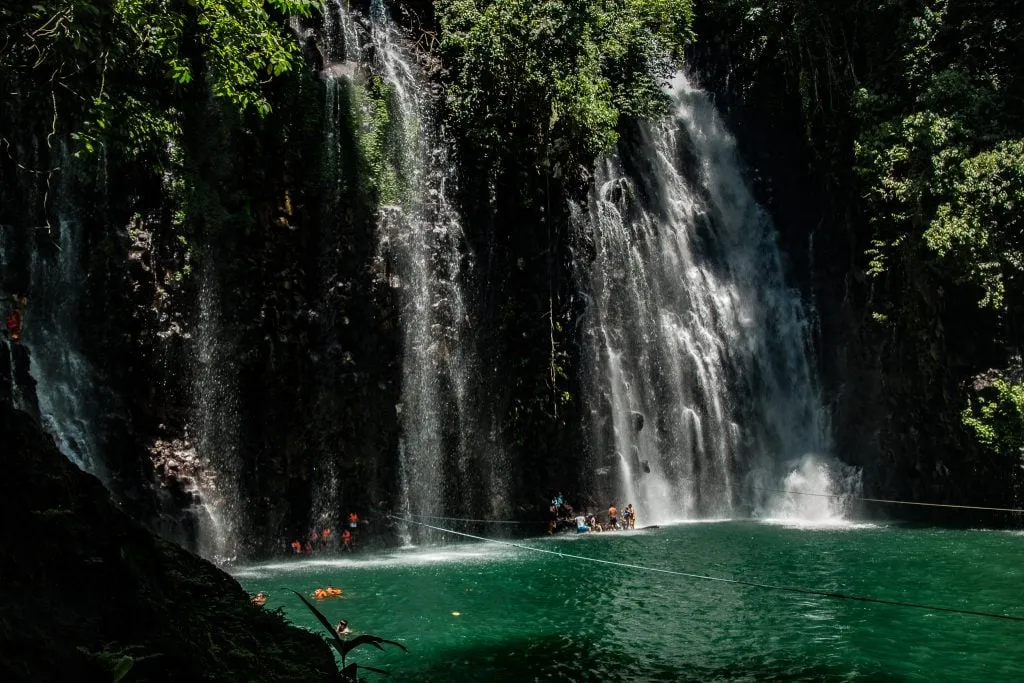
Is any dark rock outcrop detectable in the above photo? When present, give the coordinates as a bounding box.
[0,402,337,682]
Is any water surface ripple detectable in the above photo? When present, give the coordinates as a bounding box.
[236,523,1023,682]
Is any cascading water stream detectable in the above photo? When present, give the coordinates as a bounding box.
[188,260,242,561]
[318,1,507,539]
[368,1,508,534]
[12,154,107,480]
[577,74,859,524]
[305,0,366,535]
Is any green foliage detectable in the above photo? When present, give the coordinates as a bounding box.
[926,140,1024,309]
[962,374,1024,463]
[113,0,315,114]
[357,75,402,205]
[850,1,1023,312]
[75,646,134,681]
[437,0,694,178]
[0,0,321,159]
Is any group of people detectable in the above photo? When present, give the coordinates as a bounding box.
[574,503,637,533]
[288,512,361,554]
[549,492,574,517]
[546,492,638,534]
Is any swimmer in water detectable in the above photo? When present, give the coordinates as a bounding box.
[314,586,344,600]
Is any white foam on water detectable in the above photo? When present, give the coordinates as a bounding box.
[654,517,737,526]
[232,543,517,579]
[759,518,881,531]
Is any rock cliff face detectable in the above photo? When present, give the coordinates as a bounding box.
[0,401,337,682]
[1,56,405,553]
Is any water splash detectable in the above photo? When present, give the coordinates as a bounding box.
[762,454,863,526]
[576,73,858,523]
[310,458,340,534]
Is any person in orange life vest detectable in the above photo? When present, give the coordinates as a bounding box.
[347,512,359,530]
[341,528,353,552]
[290,539,302,554]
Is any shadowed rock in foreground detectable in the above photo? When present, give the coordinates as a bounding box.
[0,403,337,682]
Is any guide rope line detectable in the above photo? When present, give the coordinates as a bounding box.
[752,487,1024,514]
[391,514,1024,623]
[397,514,537,525]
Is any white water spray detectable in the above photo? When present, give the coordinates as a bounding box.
[189,261,242,561]
[577,74,859,523]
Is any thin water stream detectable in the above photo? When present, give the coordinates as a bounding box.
[17,154,106,479]
[318,0,508,537]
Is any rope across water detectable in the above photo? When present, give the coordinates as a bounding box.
[391,514,1024,623]
[750,486,1024,514]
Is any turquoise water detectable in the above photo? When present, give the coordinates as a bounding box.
[235,522,1024,682]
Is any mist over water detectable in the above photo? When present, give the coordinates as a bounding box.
[577,74,859,523]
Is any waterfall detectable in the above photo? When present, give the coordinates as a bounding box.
[13,155,107,480]
[318,1,507,538]
[306,0,366,537]
[576,74,859,523]
[188,260,242,561]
